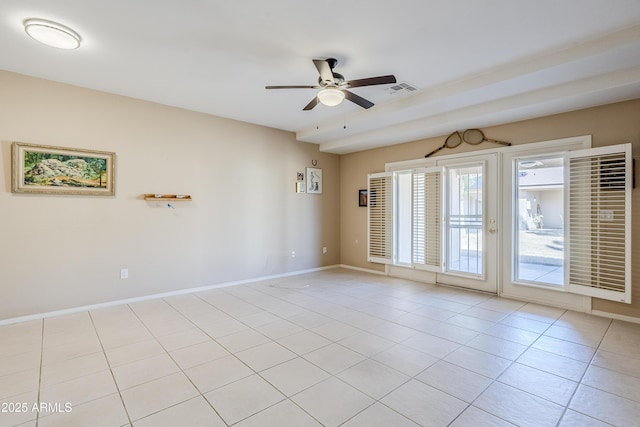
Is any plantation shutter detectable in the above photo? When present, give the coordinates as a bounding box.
[368,172,393,264]
[567,143,632,303]
[412,167,445,271]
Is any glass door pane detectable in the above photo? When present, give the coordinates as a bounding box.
[514,156,564,285]
[447,165,483,275]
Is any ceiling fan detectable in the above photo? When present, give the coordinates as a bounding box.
[265,58,397,110]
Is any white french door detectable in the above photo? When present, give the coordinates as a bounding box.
[370,154,499,293]
[370,136,631,306]
[436,154,498,293]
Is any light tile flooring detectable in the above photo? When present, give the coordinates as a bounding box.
[1,269,640,426]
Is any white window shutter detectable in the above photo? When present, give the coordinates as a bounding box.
[412,167,445,271]
[368,172,393,264]
[567,143,632,303]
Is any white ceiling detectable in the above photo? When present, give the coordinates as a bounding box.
[2,0,640,154]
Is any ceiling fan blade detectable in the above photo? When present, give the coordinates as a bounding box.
[345,75,397,88]
[265,85,320,89]
[313,59,336,85]
[343,90,374,109]
[303,96,319,111]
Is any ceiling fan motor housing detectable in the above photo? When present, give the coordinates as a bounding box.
[319,72,344,87]
[325,57,338,69]
[318,58,343,86]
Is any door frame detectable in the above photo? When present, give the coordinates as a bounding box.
[385,151,500,294]
[435,153,499,293]
[500,136,592,312]
[382,134,596,311]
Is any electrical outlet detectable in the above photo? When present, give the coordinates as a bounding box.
[323,247,327,254]
[291,251,296,258]
[120,268,128,279]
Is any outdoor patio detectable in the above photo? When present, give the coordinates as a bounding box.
[449,229,564,286]
[517,229,564,285]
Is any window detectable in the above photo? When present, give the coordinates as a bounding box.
[412,167,444,272]
[507,143,632,303]
[369,139,632,304]
[368,172,393,264]
[514,155,565,286]
[368,168,443,271]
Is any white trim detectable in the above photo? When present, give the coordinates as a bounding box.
[387,265,437,284]
[385,135,592,172]
[338,264,387,275]
[500,135,593,306]
[504,135,591,153]
[500,291,592,313]
[386,145,507,171]
[591,310,640,325]
[0,265,341,326]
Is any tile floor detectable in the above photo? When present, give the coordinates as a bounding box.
[1,268,640,426]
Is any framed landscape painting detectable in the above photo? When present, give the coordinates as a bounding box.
[12,142,115,196]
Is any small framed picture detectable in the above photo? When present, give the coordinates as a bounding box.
[306,167,322,194]
[359,189,368,207]
[296,171,305,193]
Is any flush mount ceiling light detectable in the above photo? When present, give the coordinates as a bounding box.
[317,87,345,107]
[24,19,81,49]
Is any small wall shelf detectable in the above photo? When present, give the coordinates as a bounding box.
[143,194,192,201]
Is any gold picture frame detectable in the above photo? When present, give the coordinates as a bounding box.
[12,142,116,196]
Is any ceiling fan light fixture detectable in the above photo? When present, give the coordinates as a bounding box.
[24,18,81,49]
[317,88,345,107]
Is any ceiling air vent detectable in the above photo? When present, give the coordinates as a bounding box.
[385,82,417,95]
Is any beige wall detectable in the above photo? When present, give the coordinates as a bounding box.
[3,68,639,322]
[340,99,640,320]
[0,71,340,321]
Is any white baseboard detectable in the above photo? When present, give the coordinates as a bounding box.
[499,291,591,313]
[4,264,638,327]
[0,265,341,326]
[387,265,437,284]
[591,310,640,325]
[338,264,387,276]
